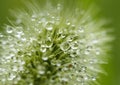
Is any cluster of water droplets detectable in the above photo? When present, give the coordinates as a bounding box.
[0,2,108,85]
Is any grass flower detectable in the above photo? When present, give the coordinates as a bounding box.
[0,0,112,85]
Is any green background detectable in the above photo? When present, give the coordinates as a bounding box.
[0,0,120,85]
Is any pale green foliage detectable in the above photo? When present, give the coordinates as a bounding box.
[0,0,112,85]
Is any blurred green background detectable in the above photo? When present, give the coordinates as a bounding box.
[0,0,120,85]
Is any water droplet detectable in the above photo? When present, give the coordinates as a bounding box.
[19,66,24,71]
[66,22,71,26]
[86,45,92,51]
[70,41,79,49]
[92,40,98,44]
[38,70,45,75]
[31,14,37,21]
[45,22,53,31]
[81,66,87,72]
[84,50,90,55]
[95,49,100,55]
[60,42,70,51]
[92,77,96,81]
[1,78,6,82]
[78,27,84,33]
[42,56,48,61]
[21,38,27,42]
[57,4,61,10]
[12,66,18,72]
[6,26,13,33]
[46,39,53,48]
[8,73,16,80]
[40,45,47,53]
[61,77,68,82]
[0,33,3,38]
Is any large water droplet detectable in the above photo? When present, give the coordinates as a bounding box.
[6,26,13,33]
[40,45,47,53]
[45,22,53,31]
[70,41,79,49]
[60,42,70,51]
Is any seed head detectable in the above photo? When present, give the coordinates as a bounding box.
[0,0,112,85]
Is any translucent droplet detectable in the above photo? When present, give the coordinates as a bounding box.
[86,45,92,51]
[8,73,16,80]
[40,45,47,53]
[92,77,96,81]
[0,33,3,38]
[46,39,53,48]
[78,27,84,33]
[66,22,71,26]
[6,26,13,33]
[57,4,61,10]
[45,22,53,31]
[95,49,100,55]
[1,78,6,82]
[70,41,79,49]
[60,42,70,51]
[61,77,68,82]
[31,14,37,21]
[21,38,27,42]
[81,66,87,72]
[19,66,24,71]
[42,56,48,61]
[38,70,45,75]
[84,76,88,80]
[12,66,18,72]
[92,40,98,44]
[84,50,89,55]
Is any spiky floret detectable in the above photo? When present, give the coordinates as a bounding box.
[0,0,112,85]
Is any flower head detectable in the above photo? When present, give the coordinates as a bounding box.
[0,0,112,85]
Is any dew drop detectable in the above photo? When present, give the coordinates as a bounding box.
[61,77,68,82]
[31,14,37,21]
[0,33,3,38]
[66,22,71,26]
[12,66,18,72]
[92,40,98,44]
[84,50,90,55]
[92,77,96,81]
[21,38,27,42]
[42,56,48,61]
[46,39,53,48]
[45,22,53,31]
[95,49,100,55]
[1,78,6,82]
[6,26,13,33]
[57,4,61,10]
[78,27,84,33]
[60,42,70,51]
[8,73,16,80]
[38,70,45,75]
[40,45,47,53]
[70,41,79,49]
